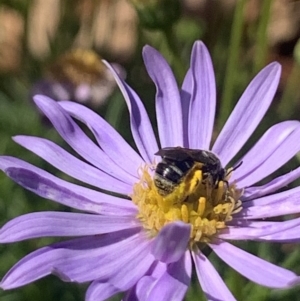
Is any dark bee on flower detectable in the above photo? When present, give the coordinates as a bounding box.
[154,147,226,196]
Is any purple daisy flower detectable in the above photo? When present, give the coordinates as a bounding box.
[1,41,300,301]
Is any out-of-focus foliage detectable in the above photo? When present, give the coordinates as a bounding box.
[0,0,300,300]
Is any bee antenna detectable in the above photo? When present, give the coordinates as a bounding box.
[225,161,243,177]
[232,161,243,171]
[224,180,229,188]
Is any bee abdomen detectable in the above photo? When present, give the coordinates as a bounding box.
[154,159,193,195]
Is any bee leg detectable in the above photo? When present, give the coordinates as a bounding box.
[201,172,214,188]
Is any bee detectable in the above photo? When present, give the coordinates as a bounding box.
[154,147,226,196]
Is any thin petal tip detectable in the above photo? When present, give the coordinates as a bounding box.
[33,94,52,104]
[12,135,24,143]
[264,61,282,74]
[142,44,153,52]
[142,45,159,59]
[289,276,300,288]
[102,60,111,70]
[193,40,206,49]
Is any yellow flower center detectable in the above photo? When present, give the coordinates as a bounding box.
[132,162,243,245]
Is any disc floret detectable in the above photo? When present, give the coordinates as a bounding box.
[132,163,242,245]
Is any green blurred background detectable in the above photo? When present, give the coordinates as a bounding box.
[0,0,300,300]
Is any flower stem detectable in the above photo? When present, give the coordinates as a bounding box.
[218,0,247,128]
[253,0,273,74]
[105,93,125,129]
[162,26,186,83]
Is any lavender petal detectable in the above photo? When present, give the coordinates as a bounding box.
[226,220,300,243]
[13,136,132,195]
[103,61,158,163]
[134,276,156,300]
[59,101,143,177]
[34,95,136,184]
[146,251,191,301]
[218,217,300,240]
[238,186,300,219]
[233,123,300,188]
[0,156,137,215]
[212,63,281,166]
[188,41,216,150]
[86,281,119,301]
[181,68,192,147]
[0,228,140,289]
[142,45,183,148]
[53,232,154,290]
[192,247,236,301]
[210,239,300,288]
[243,166,300,200]
[0,212,141,242]
[134,262,167,299]
[231,121,298,182]
[257,224,300,243]
[151,222,191,263]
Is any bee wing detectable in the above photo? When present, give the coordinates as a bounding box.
[155,147,193,161]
